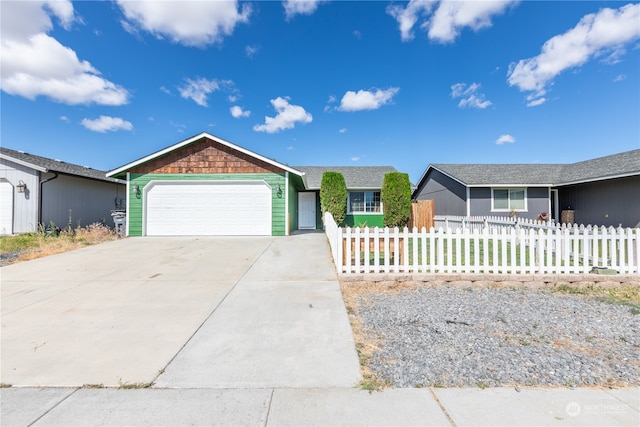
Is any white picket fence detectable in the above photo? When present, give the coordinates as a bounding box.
[435,215,556,232]
[324,213,640,275]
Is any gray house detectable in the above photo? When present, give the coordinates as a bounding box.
[0,147,126,234]
[412,149,640,228]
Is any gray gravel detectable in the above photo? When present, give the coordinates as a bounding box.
[353,285,640,388]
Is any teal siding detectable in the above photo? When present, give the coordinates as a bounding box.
[129,173,286,236]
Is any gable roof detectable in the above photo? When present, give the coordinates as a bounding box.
[295,166,398,190]
[418,149,640,188]
[0,147,124,184]
[107,132,305,179]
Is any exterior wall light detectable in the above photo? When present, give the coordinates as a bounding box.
[132,183,141,197]
[16,180,27,193]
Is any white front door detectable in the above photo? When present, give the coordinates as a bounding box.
[0,181,13,235]
[298,192,316,229]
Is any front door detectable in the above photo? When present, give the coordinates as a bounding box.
[298,192,316,229]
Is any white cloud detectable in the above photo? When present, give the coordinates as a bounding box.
[338,87,399,112]
[450,82,491,109]
[339,128,347,133]
[496,134,515,144]
[0,1,129,106]
[117,0,251,47]
[81,116,133,133]
[230,105,251,118]
[160,86,171,95]
[526,97,546,107]
[59,115,69,122]
[351,156,360,162]
[283,0,327,20]
[245,45,259,58]
[179,78,232,107]
[428,0,516,43]
[508,3,640,106]
[387,0,436,42]
[253,97,312,133]
[387,0,516,43]
[614,74,627,82]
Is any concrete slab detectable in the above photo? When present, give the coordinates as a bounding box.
[434,387,640,426]
[156,233,360,388]
[31,388,271,427]
[1,237,272,387]
[242,233,338,282]
[267,388,451,426]
[0,387,76,426]
[605,388,640,412]
[155,280,362,388]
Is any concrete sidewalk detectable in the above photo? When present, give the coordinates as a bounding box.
[2,386,638,426]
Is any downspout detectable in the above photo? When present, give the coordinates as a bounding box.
[38,171,59,226]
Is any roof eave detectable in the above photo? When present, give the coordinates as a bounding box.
[0,154,48,173]
[467,183,555,188]
[555,171,640,187]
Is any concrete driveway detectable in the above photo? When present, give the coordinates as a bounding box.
[1,234,361,388]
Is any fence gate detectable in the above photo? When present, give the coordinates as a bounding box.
[409,199,434,230]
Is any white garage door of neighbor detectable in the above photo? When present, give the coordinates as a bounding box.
[0,181,13,235]
[145,181,272,236]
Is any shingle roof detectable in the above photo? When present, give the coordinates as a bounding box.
[294,166,398,189]
[428,149,640,187]
[0,147,124,184]
[432,164,563,186]
[556,149,640,185]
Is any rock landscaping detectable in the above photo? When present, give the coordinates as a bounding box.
[341,275,640,389]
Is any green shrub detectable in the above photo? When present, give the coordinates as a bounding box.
[381,172,412,228]
[320,172,347,225]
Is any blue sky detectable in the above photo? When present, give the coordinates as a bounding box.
[2,1,639,183]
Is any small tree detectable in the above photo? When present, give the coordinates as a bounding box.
[381,172,412,228]
[320,172,347,225]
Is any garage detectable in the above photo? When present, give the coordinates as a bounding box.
[145,181,272,236]
[0,180,13,235]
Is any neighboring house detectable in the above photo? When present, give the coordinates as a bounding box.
[106,132,398,236]
[412,149,640,228]
[0,147,126,235]
[294,166,398,229]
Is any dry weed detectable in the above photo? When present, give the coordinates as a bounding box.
[9,223,117,264]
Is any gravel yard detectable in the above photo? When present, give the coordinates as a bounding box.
[342,282,640,389]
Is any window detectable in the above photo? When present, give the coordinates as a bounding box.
[348,191,381,213]
[492,188,526,211]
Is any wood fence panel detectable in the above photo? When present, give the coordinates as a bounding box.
[409,200,434,230]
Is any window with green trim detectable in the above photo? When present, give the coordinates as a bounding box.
[492,188,526,211]
[348,191,381,213]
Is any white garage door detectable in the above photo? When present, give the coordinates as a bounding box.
[0,181,13,235]
[145,181,272,236]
